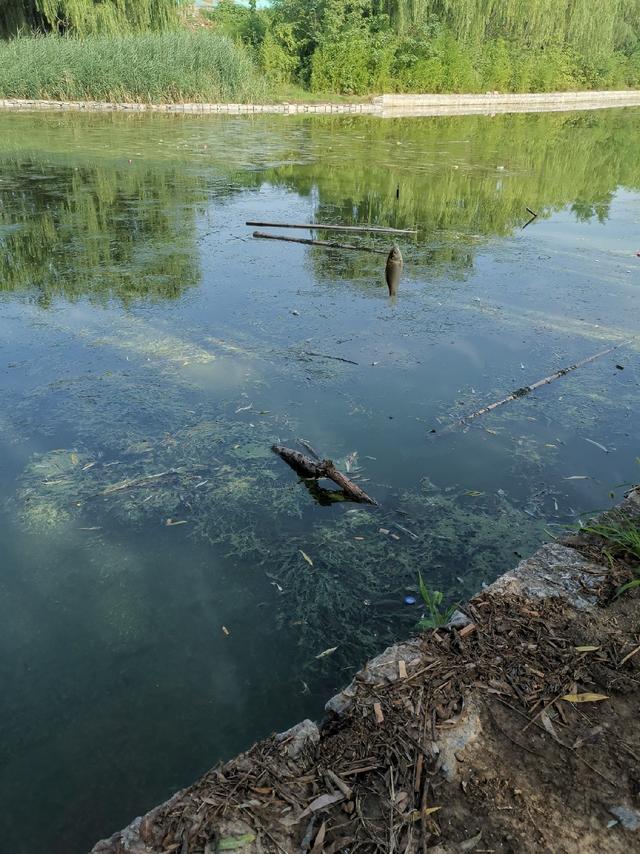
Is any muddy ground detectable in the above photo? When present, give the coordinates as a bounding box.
[91,492,640,854]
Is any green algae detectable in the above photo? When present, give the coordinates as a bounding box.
[13,426,545,667]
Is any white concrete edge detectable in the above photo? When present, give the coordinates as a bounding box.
[1,90,640,118]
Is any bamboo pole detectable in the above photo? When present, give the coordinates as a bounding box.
[247,221,417,235]
[253,231,388,254]
[436,339,634,434]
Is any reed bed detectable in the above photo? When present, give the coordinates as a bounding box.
[0,30,267,103]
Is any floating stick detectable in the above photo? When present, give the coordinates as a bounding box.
[253,231,388,254]
[247,221,417,235]
[436,339,634,434]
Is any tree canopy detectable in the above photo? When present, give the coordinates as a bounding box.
[3,0,640,95]
[2,0,185,38]
[255,0,640,93]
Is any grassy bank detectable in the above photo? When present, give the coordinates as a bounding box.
[0,31,267,103]
[1,27,639,106]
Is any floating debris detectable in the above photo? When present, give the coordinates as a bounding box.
[315,646,338,660]
[299,550,314,567]
[583,437,609,453]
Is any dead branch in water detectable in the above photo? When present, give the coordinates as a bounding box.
[247,221,417,235]
[522,206,538,229]
[303,351,359,365]
[296,438,320,459]
[436,339,634,434]
[253,231,388,255]
[272,445,378,505]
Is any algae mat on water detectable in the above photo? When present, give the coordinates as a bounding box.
[13,413,546,668]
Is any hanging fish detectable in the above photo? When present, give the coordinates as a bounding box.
[385,244,403,296]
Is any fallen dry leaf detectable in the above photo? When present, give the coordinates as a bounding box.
[408,806,441,822]
[310,820,326,854]
[459,830,483,851]
[620,644,640,666]
[305,792,344,814]
[572,725,604,750]
[560,693,608,703]
[540,710,560,742]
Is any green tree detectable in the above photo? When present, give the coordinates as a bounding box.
[269,0,640,93]
[2,0,185,37]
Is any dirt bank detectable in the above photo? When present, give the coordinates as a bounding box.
[2,90,640,118]
[91,489,640,854]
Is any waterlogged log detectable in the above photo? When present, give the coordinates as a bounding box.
[272,446,325,478]
[247,220,417,235]
[253,231,388,255]
[272,445,378,506]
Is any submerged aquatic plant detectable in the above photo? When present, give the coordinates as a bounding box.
[13,426,547,668]
[9,349,548,672]
[416,573,456,629]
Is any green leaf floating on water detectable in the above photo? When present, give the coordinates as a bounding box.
[217,833,256,850]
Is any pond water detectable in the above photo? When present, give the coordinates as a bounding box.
[0,107,638,853]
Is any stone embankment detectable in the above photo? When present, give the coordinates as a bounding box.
[91,489,640,853]
[2,90,640,118]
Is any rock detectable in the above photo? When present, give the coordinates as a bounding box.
[488,543,606,609]
[276,719,319,759]
[620,487,640,518]
[608,805,640,830]
[433,700,483,782]
[445,609,473,630]
[325,681,359,716]
[326,640,423,716]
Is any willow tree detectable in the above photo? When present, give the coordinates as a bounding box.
[2,0,186,37]
[1,0,42,36]
[379,0,639,59]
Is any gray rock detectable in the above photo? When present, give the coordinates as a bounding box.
[325,681,359,716]
[445,609,473,630]
[433,700,483,782]
[609,805,640,830]
[276,719,320,759]
[488,543,606,609]
[325,640,423,716]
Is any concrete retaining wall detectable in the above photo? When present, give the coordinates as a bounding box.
[2,90,640,118]
[379,89,640,116]
[0,98,379,115]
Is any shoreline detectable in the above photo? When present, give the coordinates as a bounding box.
[91,489,640,853]
[2,89,640,118]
